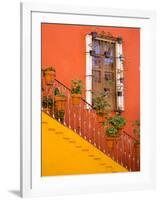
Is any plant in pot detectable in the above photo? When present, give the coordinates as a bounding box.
[93,93,110,123]
[54,88,67,112]
[44,67,56,85]
[103,114,126,149]
[132,120,140,157]
[71,80,83,106]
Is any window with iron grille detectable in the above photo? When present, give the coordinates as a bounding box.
[86,32,124,112]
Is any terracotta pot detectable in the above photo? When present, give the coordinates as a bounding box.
[54,96,66,111]
[106,134,121,149]
[106,138,115,149]
[44,71,56,85]
[71,94,81,105]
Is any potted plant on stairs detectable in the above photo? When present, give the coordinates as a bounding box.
[93,93,110,123]
[44,67,56,85]
[71,80,83,106]
[54,88,67,111]
[104,114,126,149]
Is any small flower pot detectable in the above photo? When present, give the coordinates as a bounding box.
[106,137,115,149]
[96,114,105,123]
[44,70,56,85]
[71,94,81,106]
[54,96,66,111]
[106,134,121,149]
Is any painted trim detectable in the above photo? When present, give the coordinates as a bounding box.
[116,42,124,111]
[85,34,93,107]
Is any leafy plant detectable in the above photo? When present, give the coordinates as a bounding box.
[93,93,110,116]
[54,88,66,97]
[104,114,126,137]
[108,115,126,129]
[71,80,84,95]
[106,126,118,137]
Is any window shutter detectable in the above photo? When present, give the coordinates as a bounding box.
[115,42,124,111]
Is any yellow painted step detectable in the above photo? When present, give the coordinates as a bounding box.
[42,112,128,176]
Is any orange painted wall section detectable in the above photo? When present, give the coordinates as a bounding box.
[42,24,140,134]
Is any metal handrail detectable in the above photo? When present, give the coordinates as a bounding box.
[55,79,94,108]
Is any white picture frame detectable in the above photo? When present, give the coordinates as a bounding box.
[20,2,156,198]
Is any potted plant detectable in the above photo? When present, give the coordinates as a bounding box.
[132,120,140,157]
[71,80,83,106]
[44,67,56,85]
[54,88,67,111]
[93,93,110,123]
[104,114,126,149]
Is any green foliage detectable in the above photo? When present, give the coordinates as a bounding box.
[104,114,126,137]
[71,80,84,94]
[54,88,66,97]
[108,115,126,129]
[93,93,110,115]
[54,88,60,95]
[106,126,118,137]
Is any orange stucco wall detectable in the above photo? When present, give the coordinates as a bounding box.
[42,23,140,134]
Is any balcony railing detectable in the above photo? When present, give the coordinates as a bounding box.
[42,78,140,171]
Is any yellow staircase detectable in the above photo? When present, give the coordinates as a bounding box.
[42,112,128,176]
